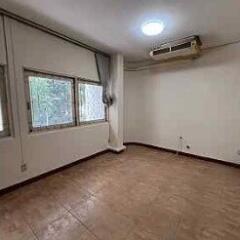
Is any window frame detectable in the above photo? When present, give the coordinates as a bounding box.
[24,70,76,132]
[0,65,10,138]
[77,79,107,125]
[24,69,108,133]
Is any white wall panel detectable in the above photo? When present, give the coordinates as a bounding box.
[0,16,23,189]
[0,17,109,190]
[10,20,99,81]
[124,43,240,164]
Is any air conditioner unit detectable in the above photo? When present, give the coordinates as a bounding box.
[150,36,202,62]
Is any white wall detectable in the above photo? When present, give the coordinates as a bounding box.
[124,43,240,164]
[0,17,109,190]
[0,16,24,190]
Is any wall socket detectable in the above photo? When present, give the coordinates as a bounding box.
[21,163,27,172]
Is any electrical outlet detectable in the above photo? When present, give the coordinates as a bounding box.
[21,163,27,172]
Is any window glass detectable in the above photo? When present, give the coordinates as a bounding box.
[0,99,3,131]
[27,72,74,130]
[79,82,105,123]
[0,66,9,137]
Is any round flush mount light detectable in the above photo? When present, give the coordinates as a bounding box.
[141,21,165,36]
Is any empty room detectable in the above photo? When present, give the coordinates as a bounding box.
[0,0,240,239]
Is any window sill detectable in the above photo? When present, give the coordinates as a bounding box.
[28,121,109,136]
[0,135,15,143]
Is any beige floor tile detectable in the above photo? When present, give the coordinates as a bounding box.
[177,208,240,240]
[1,145,240,240]
[0,206,36,240]
[137,203,181,239]
[18,190,67,233]
[94,186,148,224]
[44,178,93,210]
[36,212,97,240]
[71,196,135,240]
[125,227,160,240]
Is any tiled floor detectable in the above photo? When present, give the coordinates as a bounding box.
[0,145,240,240]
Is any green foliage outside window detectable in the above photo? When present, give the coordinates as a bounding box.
[29,76,73,128]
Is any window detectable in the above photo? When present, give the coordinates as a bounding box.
[25,70,107,132]
[25,71,75,131]
[0,101,3,131]
[79,82,106,123]
[0,65,10,137]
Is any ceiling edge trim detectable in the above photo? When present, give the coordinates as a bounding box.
[0,7,110,58]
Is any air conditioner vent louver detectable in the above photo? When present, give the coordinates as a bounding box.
[152,48,170,56]
[171,42,192,51]
[150,36,201,62]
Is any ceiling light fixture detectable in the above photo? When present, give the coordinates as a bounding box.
[141,21,165,36]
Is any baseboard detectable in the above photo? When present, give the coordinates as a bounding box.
[0,149,109,196]
[124,142,240,168]
[1,143,239,196]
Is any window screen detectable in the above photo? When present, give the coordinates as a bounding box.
[25,71,75,131]
[79,82,105,123]
[0,66,9,137]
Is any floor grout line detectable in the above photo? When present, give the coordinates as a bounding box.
[1,146,240,240]
[65,206,102,240]
[24,219,40,240]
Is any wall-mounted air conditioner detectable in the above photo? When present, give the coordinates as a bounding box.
[150,36,202,62]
